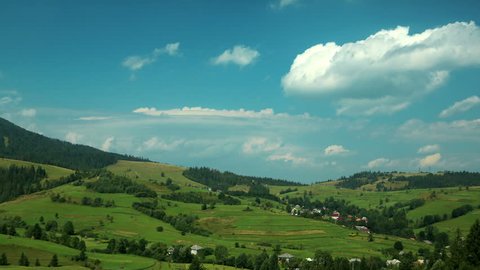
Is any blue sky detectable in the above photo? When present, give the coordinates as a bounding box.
[1,0,480,182]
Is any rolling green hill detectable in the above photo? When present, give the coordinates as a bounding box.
[0,119,479,269]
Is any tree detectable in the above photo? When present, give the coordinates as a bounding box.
[78,240,86,251]
[18,252,29,266]
[63,221,75,235]
[214,245,229,264]
[48,254,59,267]
[254,251,269,270]
[466,219,480,266]
[236,253,248,269]
[106,239,116,254]
[0,253,8,265]
[394,241,404,251]
[447,229,466,269]
[45,220,58,231]
[76,250,87,261]
[189,256,205,270]
[314,250,333,269]
[368,233,374,242]
[268,254,280,270]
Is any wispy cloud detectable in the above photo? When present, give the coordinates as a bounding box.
[65,131,82,144]
[20,108,36,117]
[367,158,391,169]
[242,137,281,154]
[397,118,480,142]
[270,0,299,9]
[142,137,185,151]
[212,45,260,67]
[133,106,299,119]
[78,116,112,121]
[122,42,181,72]
[439,95,480,118]
[283,21,480,115]
[418,144,440,154]
[267,152,307,165]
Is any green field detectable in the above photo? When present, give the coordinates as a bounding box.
[0,157,74,181]
[2,159,480,269]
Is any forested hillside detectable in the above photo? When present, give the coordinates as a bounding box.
[336,171,480,190]
[0,118,145,170]
[183,166,303,191]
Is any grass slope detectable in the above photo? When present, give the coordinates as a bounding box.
[0,234,157,270]
[106,160,206,193]
[0,157,74,181]
[0,181,428,259]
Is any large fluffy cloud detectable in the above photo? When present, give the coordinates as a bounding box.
[439,95,480,118]
[282,21,480,115]
[212,45,260,66]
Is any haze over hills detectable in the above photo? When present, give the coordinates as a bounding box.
[0,117,478,269]
[0,117,146,170]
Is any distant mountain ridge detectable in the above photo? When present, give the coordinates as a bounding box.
[0,117,145,170]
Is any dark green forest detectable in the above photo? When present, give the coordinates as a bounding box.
[0,165,46,202]
[0,118,145,170]
[336,171,480,190]
[183,167,303,191]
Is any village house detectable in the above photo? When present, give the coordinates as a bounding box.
[331,211,340,220]
[190,244,203,255]
[386,259,401,267]
[291,205,302,216]
[278,253,294,263]
[355,225,370,233]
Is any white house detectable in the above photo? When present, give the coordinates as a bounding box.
[386,259,401,267]
[190,245,203,255]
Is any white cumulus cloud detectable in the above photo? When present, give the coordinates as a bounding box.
[418,144,440,154]
[101,137,115,152]
[212,45,260,66]
[419,153,442,167]
[282,21,480,115]
[439,95,480,118]
[324,144,349,156]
